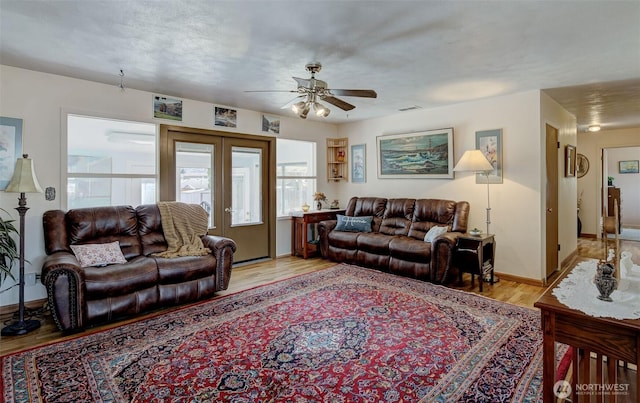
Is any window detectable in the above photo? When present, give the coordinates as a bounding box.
[66,115,157,209]
[276,139,316,217]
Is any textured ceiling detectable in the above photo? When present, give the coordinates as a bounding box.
[1,1,639,131]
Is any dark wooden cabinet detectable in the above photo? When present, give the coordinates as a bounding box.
[607,187,622,233]
[291,209,345,258]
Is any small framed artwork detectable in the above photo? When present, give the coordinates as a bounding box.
[377,128,454,179]
[0,116,23,189]
[214,107,237,127]
[153,95,183,121]
[351,144,366,183]
[619,160,639,174]
[565,145,576,177]
[262,114,280,134]
[576,153,589,178]
[475,129,503,184]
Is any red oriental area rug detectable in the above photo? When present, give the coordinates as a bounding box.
[2,264,548,402]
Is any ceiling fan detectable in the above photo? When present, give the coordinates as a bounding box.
[247,62,377,119]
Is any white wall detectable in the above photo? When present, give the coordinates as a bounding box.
[577,128,640,235]
[0,65,337,306]
[606,147,640,228]
[540,92,578,269]
[336,90,559,281]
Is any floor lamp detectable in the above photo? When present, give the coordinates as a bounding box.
[453,150,494,234]
[1,154,43,336]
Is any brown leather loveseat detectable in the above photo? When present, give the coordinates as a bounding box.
[318,197,469,284]
[41,204,236,332]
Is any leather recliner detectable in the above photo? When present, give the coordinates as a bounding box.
[318,197,469,284]
[41,204,236,332]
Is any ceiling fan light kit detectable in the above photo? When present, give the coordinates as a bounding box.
[249,62,377,119]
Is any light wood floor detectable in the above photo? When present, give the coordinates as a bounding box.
[1,237,638,356]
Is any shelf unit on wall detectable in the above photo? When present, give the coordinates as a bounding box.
[327,137,348,182]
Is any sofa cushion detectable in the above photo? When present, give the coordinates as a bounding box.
[335,215,373,232]
[70,241,127,267]
[83,256,158,299]
[388,236,431,263]
[328,230,360,249]
[136,204,169,256]
[67,205,142,259]
[155,254,217,284]
[357,232,392,254]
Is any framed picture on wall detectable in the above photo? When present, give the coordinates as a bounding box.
[619,160,639,174]
[377,128,454,179]
[214,107,237,127]
[153,95,183,121]
[475,129,503,184]
[576,153,589,178]
[351,144,366,183]
[565,145,576,177]
[0,116,23,190]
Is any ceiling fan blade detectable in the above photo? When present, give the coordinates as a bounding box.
[321,95,356,111]
[328,89,377,98]
[244,90,298,93]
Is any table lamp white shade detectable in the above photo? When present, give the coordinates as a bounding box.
[5,154,43,194]
[453,149,493,173]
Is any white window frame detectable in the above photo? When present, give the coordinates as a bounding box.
[276,138,317,218]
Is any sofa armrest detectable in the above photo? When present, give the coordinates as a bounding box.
[430,232,460,284]
[41,251,86,332]
[317,219,337,258]
[201,235,237,290]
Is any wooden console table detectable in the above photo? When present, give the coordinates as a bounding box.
[534,266,640,402]
[291,209,344,259]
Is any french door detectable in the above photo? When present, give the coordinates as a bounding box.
[160,125,274,263]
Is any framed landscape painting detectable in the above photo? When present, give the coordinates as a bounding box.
[619,160,639,174]
[153,95,183,121]
[377,128,454,179]
[475,129,503,184]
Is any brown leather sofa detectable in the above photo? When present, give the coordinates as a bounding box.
[318,197,469,284]
[41,204,236,332]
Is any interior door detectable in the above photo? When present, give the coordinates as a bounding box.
[545,124,559,278]
[223,138,270,262]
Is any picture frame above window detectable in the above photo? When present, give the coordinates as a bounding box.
[214,107,237,128]
[377,128,454,179]
[0,116,23,190]
[565,145,576,177]
[262,114,280,134]
[475,129,503,184]
[619,160,639,174]
[153,95,183,121]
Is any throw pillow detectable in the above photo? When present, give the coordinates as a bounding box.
[334,215,373,233]
[70,241,127,268]
[423,226,448,242]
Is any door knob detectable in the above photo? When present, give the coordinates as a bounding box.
[547,208,552,212]
[224,207,233,213]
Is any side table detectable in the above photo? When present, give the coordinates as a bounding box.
[454,233,495,292]
[291,209,345,259]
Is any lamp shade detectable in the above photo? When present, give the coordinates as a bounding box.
[453,150,494,173]
[5,154,43,193]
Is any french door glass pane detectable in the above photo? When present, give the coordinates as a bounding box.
[175,142,214,228]
[231,147,262,226]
